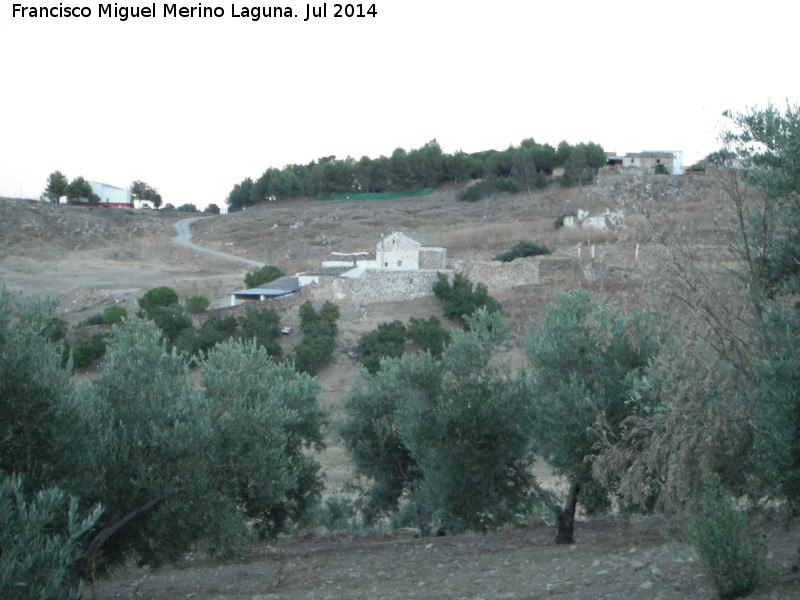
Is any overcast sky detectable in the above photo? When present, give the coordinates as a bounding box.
[1,0,797,210]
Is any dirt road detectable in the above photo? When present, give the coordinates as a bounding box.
[173,217,265,267]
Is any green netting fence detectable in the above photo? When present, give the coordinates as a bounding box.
[317,187,435,201]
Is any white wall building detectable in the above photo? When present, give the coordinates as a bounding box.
[88,181,133,207]
[321,232,447,272]
[374,232,447,270]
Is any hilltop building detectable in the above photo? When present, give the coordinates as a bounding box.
[607,150,683,175]
[68,181,134,207]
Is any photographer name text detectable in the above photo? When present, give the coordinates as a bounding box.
[11,2,378,22]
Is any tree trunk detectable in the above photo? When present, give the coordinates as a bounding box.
[554,483,579,544]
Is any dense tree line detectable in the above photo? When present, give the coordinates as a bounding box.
[226,138,606,210]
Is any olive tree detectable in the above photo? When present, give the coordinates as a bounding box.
[594,103,800,513]
[525,290,662,516]
[342,310,537,534]
[0,287,74,493]
[200,339,326,537]
[63,318,325,571]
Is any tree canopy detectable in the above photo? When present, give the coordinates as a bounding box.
[226,138,605,209]
[129,180,163,209]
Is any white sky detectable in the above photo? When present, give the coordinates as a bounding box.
[1,0,798,210]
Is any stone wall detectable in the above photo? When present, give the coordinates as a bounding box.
[304,270,449,304]
[302,255,585,305]
[454,255,584,292]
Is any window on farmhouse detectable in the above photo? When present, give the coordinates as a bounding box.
[397,260,403,267]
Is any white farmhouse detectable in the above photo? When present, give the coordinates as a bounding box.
[374,232,447,270]
[320,232,447,272]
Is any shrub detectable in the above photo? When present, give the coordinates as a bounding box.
[687,469,766,599]
[457,177,518,202]
[237,306,282,358]
[138,286,179,313]
[195,315,239,356]
[0,474,103,600]
[102,304,128,324]
[293,301,340,375]
[145,304,193,345]
[432,272,501,325]
[654,163,669,175]
[244,265,284,289]
[357,321,407,374]
[554,210,577,229]
[405,315,451,358]
[493,241,552,262]
[184,295,210,314]
[313,495,358,531]
[71,333,107,369]
[77,313,105,327]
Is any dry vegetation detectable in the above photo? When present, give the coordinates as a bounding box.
[5,171,792,600]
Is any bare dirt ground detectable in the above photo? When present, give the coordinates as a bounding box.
[91,516,800,600]
[4,173,795,599]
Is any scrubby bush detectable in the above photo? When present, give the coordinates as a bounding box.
[192,315,239,356]
[237,306,282,358]
[102,304,127,324]
[357,320,407,374]
[313,495,358,531]
[137,286,179,313]
[244,265,284,289]
[687,469,766,599]
[71,333,107,369]
[43,316,71,368]
[432,272,501,325]
[77,313,105,327]
[293,301,340,375]
[457,176,518,202]
[145,304,193,344]
[0,474,102,600]
[184,294,210,314]
[405,315,451,358]
[493,241,552,262]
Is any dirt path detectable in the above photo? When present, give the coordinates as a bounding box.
[173,217,265,268]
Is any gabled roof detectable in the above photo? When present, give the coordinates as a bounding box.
[389,232,445,248]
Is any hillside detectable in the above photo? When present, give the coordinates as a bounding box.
[5,173,799,600]
[0,172,731,405]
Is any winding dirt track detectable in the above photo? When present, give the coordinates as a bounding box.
[173,217,265,267]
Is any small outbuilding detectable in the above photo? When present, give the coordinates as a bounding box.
[230,276,301,306]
